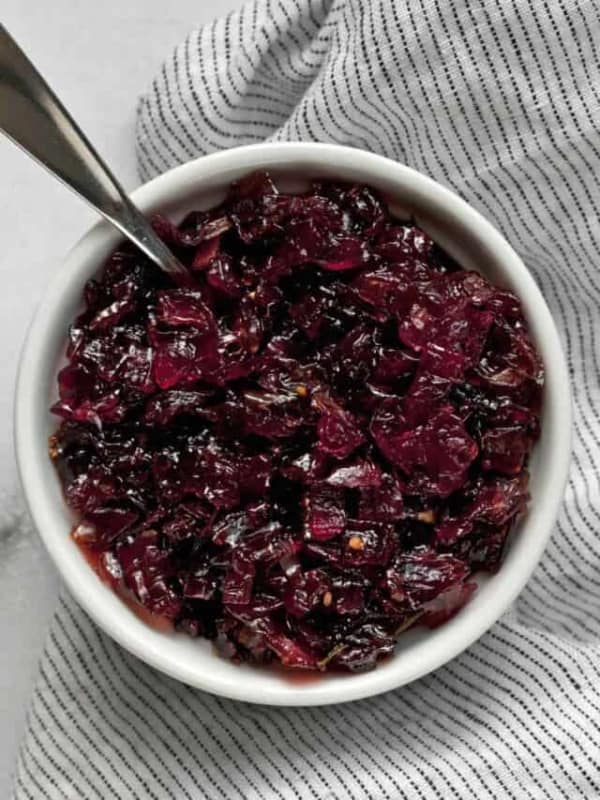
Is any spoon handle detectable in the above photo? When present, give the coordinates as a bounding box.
[0,25,192,285]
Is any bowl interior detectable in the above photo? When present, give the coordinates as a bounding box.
[16,143,570,705]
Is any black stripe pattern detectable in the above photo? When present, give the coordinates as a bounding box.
[13,0,600,796]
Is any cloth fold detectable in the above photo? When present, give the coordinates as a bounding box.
[13,1,600,797]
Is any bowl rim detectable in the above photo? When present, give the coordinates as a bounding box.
[14,142,572,705]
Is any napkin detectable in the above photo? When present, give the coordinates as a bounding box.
[13,1,600,797]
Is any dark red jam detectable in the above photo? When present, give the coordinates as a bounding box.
[50,172,542,671]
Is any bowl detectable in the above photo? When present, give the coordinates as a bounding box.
[14,142,571,706]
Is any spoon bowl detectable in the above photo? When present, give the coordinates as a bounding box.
[14,142,571,705]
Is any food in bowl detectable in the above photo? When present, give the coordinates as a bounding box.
[49,171,543,672]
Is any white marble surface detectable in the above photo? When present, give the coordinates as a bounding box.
[0,0,243,791]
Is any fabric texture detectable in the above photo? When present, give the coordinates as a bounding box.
[12,0,600,797]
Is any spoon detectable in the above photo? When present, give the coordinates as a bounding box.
[0,25,193,286]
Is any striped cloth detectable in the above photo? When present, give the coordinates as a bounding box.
[12,0,600,797]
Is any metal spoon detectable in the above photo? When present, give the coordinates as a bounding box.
[0,25,193,286]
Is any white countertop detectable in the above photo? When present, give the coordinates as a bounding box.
[0,0,243,791]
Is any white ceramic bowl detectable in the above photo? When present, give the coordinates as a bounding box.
[15,142,571,706]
